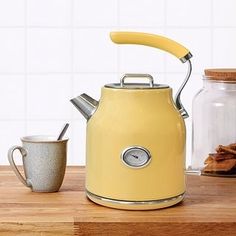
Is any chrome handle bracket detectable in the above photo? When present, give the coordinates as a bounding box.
[174,60,192,119]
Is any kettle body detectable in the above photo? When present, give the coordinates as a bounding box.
[71,31,192,209]
[85,85,186,209]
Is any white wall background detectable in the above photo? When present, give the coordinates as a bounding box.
[0,0,236,166]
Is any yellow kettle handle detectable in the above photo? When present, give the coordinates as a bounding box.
[110,31,193,119]
[110,31,192,63]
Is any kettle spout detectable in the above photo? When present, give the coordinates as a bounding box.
[70,93,99,120]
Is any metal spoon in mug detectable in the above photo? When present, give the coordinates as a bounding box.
[57,123,69,140]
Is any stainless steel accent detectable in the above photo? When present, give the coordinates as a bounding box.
[121,146,151,168]
[120,74,154,87]
[105,83,169,89]
[180,52,193,63]
[105,73,169,89]
[70,93,99,120]
[174,60,192,119]
[86,190,185,206]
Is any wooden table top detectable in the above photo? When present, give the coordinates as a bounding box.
[0,166,236,236]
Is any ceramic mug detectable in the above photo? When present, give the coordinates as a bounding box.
[8,135,68,192]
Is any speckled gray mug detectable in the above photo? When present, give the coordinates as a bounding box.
[8,135,68,192]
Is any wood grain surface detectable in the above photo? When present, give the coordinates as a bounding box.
[0,166,236,235]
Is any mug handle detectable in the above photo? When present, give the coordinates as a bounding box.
[8,146,32,188]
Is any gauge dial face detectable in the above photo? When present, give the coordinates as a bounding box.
[122,147,151,168]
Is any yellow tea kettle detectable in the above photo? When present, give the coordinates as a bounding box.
[71,32,192,210]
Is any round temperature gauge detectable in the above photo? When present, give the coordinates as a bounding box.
[121,146,151,168]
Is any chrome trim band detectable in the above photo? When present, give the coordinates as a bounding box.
[86,190,185,206]
[105,73,169,89]
[180,52,193,63]
[104,83,169,89]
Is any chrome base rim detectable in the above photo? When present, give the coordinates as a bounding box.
[86,190,185,208]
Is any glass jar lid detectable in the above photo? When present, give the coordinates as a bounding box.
[204,68,236,82]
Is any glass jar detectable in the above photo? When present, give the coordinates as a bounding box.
[191,69,236,177]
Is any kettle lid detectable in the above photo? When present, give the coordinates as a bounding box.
[105,74,169,89]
